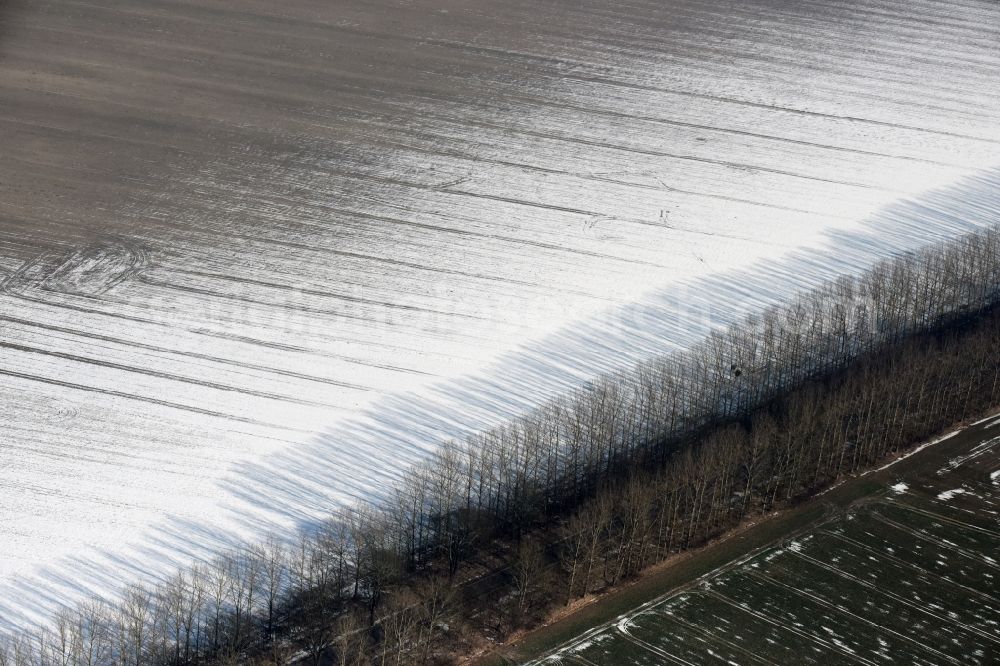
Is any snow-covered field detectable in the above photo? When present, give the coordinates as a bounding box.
[1,0,999,628]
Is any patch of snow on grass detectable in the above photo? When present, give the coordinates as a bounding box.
[569,632,612,654]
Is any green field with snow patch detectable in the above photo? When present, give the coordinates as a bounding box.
[533,432,999,665]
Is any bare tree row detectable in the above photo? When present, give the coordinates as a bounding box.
[553,310,1000,603]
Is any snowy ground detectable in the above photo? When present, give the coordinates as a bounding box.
[534,422,1000,665]
[1,0,1000,628]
